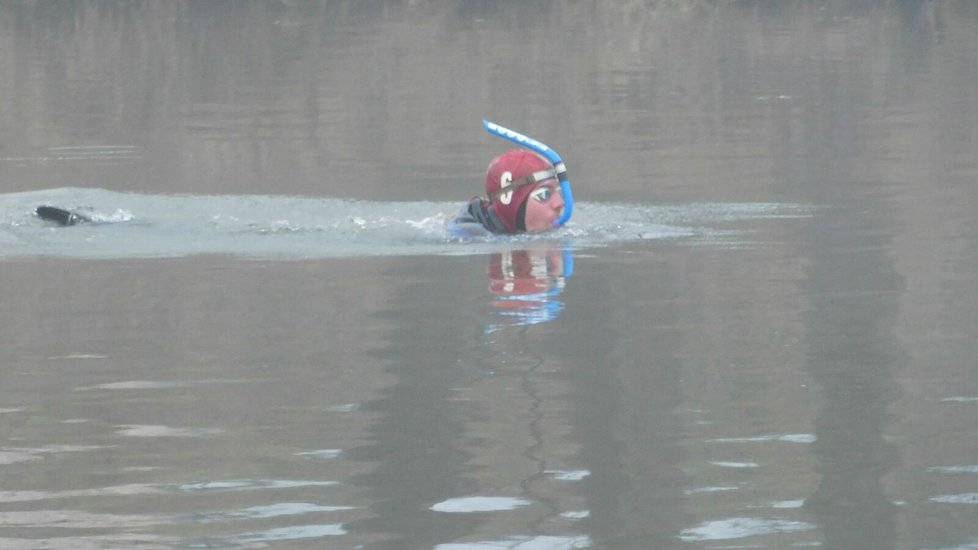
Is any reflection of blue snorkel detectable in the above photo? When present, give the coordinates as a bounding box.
[483,120,574,227]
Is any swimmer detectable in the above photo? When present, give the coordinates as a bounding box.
[448,149,567,237]
[35,121,575,235]
[448,121,574,237]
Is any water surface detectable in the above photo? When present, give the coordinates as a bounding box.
[2,2,978,549]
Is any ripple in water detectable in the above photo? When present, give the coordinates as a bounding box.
[930,494,978,505]
[192,502,354,523]
[430,496,531,513]
[435,535,591,549]
[680,517,815,541]
[178,479,338,492]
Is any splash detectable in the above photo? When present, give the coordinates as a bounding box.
[1,188,814,260]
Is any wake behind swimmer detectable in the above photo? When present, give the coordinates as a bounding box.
[35,121,577,238]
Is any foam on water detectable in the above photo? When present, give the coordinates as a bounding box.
[1,188,814,260]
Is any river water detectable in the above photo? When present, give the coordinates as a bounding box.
[2,2,977,549]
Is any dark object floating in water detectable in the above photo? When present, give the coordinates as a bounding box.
[35,205,93,226]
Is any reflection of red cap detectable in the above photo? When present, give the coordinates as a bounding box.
[485,149,553,233]
[488,249,564,296]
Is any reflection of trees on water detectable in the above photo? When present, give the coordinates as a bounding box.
[348,247,588,548]
[775,3,938,548]
[476,244,691,548]
[347,258,485,549]
[475,245,588,544]
[5,0,969,201]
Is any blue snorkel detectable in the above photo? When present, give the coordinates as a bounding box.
[483,120,574,227]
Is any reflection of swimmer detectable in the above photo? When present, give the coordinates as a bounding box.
[448,149,567,237]
[485,247,574,330]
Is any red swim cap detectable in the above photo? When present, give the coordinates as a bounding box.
[485,149,553,233]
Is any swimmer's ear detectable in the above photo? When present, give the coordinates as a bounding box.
[516,198,528,232]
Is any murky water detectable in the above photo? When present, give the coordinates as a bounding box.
[2,2,978,549]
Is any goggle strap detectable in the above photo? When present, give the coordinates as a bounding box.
[487,165,564,202]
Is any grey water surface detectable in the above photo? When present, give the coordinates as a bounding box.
[2,2,978,549]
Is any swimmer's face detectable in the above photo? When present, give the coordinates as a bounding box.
[522,181,565,233]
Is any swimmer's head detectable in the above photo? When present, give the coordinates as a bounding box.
[485,149,564,233]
